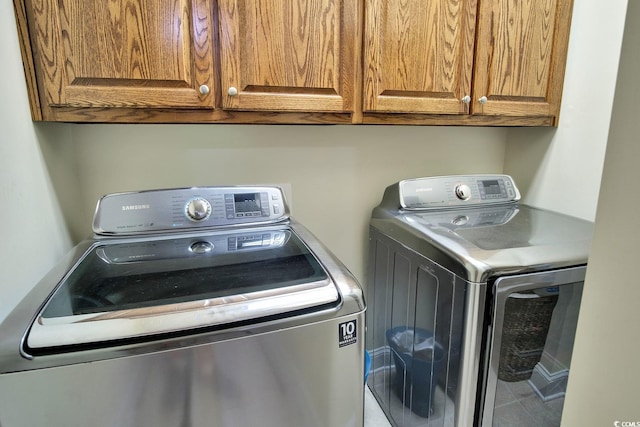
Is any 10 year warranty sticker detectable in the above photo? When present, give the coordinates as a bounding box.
[338,320,357,347]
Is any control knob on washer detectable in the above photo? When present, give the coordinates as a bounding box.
[454,184,472,201]
[186,198,212,221]
[190,241,214,254]
[452,215,469,226]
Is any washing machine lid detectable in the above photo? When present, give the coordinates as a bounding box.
[25,226,339,352]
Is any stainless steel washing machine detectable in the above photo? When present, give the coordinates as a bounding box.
[366,175,592,427]
[0,186,366,427]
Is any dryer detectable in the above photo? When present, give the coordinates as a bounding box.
[366,175,592,427]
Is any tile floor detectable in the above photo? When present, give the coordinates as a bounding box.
[364,386,392,427]
[492,379,564,426]
[364,379,564,426]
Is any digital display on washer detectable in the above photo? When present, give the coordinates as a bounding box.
[225,192,269,219]
[478,179,507,200]
[481,180,501,195]
[234,193,261,213]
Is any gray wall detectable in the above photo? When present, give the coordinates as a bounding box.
[562,1,640,425]
[504,0,628,221]
[0,4,72,322]
[60,123,507,286]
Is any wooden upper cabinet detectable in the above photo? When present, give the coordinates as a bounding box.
[14,0,573,124]
[28,0,215,112]
[217,0,356,112]
[471,0,573,117]
[363,0,478,114]
[363,0,573,123]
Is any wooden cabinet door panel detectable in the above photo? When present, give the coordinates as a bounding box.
[218,0,356,112]
[472,0,573,117]
[31,0,215,109]
[363,0,477,114]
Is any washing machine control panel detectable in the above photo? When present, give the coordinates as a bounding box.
[93,186,289,235]
[398,174,520,210]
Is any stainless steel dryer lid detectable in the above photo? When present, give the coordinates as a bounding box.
[371,175,593,282]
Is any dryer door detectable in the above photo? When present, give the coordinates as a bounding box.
[481,266,586,427]
[366,228,473,427]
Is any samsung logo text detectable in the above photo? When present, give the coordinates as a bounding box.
[122,204,150,211]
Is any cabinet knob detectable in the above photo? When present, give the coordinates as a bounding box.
[479,96,488,104]
[228,87,238,96]
[461,95,471,104]
[199,85,210,95]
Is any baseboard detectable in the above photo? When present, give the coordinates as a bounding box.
[527,354,569,402]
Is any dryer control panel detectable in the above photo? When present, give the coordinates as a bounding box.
[93,186,289,235]
[397,174,520,210]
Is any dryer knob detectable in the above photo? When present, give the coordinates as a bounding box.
[186,198,212,221]
[455,184,472,201]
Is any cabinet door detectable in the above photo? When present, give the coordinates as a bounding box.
[472,0,573,117]
[218,0,356,112]
[29,0,215,110]
[363,0,477,114]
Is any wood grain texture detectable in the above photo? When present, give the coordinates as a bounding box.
[363,0,477,114]
[218,0,356,112]
[351,0,364,123]
[363,113,554,126]
[15,0,571,125]
[546,0,573,121]
[39,105,552,126]
[472,0,573,120]
[44,107,354,124]
[12,0,42,120]
[27,0,215,111]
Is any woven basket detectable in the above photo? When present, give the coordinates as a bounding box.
[498,291,558,382]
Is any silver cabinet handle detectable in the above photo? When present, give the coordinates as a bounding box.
[461,95,471,104]
[228,87,238,96]
[479,96,488,104]
[199,85,210,95]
